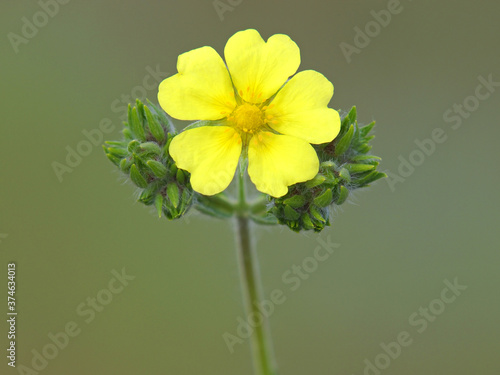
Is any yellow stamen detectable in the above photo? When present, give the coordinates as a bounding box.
[229,103,265,134]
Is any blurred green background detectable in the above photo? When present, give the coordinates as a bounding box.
[1,0,499,374]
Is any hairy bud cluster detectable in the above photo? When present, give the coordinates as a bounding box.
[103,100,194,220]
[268,107,386,232]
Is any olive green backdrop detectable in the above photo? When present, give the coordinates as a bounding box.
[1,0,499,374]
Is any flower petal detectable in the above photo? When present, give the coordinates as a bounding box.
[266,70,340,144]
[248,132,319,198]
[169,126,242,195]
[224,29,300,103]
[158,46,236,121]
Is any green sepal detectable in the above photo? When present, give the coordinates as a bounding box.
[321,160,336,169]
[144,105,166,143]
[127,140,140,153]
[313,189,333,207]
[336,185,349,205]
[351,154,381,162]
[354,171,387,186]
[284,205,300,220]
[344,163,375,173]
[357,144,372,154]
[169,163,178,175]
[166,183,180,208]
[130,164,148,188]
[138,183,158,205]
[338,167,351,182]
[301,213,316,231]
[178,189,193,214]
[154,194,163,218]
[146,99,175,135]
[310,206,326,223]
[131,152,147,171]
[284,195,306,208]
[135,99,146,123]
[305,174,326,188]
[163,136,173,158]
[360,121,375,137]
[129,105,146,141]
[122,127,133,140]
[140,142,161,155]
[119,157,133,173]
[176,169,186,184]
[334,124,355,157]
[163,205,179,220]
[105,153,121,166]
[105,141,127,147]
[146,160,168,178]
[106,147,128,158]
[342,106,357,127]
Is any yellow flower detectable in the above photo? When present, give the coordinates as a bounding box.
[158,29,340,198]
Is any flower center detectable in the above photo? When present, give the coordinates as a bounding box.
[229,103,265,134]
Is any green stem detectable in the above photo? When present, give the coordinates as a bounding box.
[235,170,277,375]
